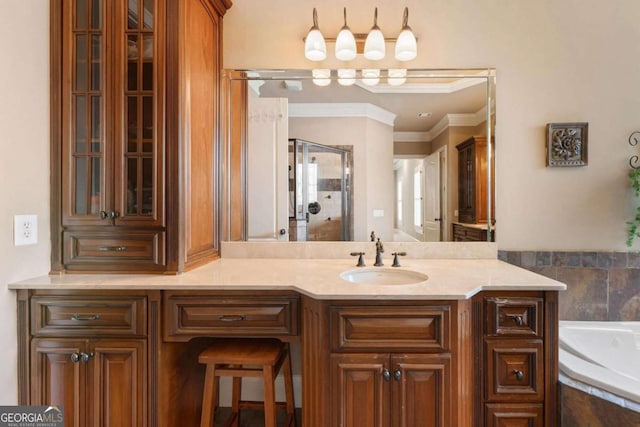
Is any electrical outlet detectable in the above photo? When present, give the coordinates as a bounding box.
[14,214,38,246]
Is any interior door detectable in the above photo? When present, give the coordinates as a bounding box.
[424,151,441,241]
[247,97,289,240]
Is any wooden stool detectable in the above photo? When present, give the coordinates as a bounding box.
[198,339,296,427]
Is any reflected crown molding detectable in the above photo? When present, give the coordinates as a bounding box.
[288,102,396,127]
[354,77,485,94]
[394,106,488,142]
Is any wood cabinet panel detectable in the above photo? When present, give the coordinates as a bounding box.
[32,295,146,337]
[455,136,494,228]
[486,297,543,337]
[330,306,450,352]
[486,340,544,402]
[163,292,299,341]
[452,223,489,242]
[485,403,543,427]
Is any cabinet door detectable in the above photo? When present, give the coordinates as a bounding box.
[31,338,87,427]
[458,143,476,223]
[485,403,543,427]
[87,340,146,427]
[62,0,108,226]
[391,354,450,427]
[331,353,391,427]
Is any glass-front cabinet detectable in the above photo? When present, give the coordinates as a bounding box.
[60,0,165,271]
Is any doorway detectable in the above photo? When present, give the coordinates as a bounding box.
[289,139,352,241]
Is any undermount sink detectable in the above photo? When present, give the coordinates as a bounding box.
[340,268,429,285]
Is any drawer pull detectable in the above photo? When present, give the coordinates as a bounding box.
[218,315,246,322]
[508,315,524,326]
[513,370,525,381]
[382,368,391,382]
[71,313,101,321]
[98,246,127,252]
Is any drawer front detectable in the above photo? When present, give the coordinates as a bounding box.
[485,340,544,401]
[485,403,543,427]
[63,230,165,272]
[452,224,486,242]
[164,293,299,341]
[31,296,147,336]
[487,297,543,337]
[330,306,450,352]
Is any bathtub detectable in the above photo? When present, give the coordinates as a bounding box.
[559,320,640,413]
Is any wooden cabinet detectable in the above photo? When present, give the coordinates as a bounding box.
[456,136,494,225]
[50,0,232,273]
[21,291,158,427]
[452,223,491,242]
[475,292,558,427]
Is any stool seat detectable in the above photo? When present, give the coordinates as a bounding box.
[198,338,296,427]
[198,339,284,366]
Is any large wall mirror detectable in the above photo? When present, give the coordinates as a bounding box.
[222,69,495,243]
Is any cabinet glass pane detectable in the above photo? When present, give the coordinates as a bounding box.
[127,158,138,214]
[127,36,138,91]
[91,35,101,90]
[142,96,152,141]
[127,96,137,152]
[142,36,153,91]
[91,96,101,152]
[91,0,102,29]
[128,0,138,29]
[91,157,101,214]
[75,35,88,91]
[143,0,154,29]
[75,157,87,214]
[75,96,87,153]
[142,158,152,215]
[76,0,87,29]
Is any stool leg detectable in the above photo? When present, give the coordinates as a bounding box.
[200,364,217,427]
[231,371,242,427]
[262,365,277,427]
[283,345,296,427]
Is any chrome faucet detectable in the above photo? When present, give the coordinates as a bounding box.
[374,238,384,266]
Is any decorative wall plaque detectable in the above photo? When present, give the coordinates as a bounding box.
[546,122,588,167]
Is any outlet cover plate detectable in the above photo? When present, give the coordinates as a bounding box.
[14,214,38,246]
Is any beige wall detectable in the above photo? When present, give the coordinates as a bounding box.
[224,0,640,251]
[0,0,51,403]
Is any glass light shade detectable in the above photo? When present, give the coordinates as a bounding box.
[337,69,356,86]
[395,28,417,61]
[364,28,385,60]
[335,28,357,61]
[305,28,327,61]
[361,69,380,86]
[387,68,407,86]
[312,69,331,86]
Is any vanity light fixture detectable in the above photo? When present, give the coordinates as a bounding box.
[364,8,385,60]
[304,8,327,61]
[312,69,331,86]
[335,8,357,61]
[395,7,417,61]
[337,68,356,86]
[303,8,418,62]
[387,68,407,86]
[361,69,381,86]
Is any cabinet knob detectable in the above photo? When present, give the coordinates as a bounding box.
[508,314,524,326]
[382,368,391,381]
[394,369,402,381]
[81,352,94,363]
[70,352,80,363]
[513,370,525,381]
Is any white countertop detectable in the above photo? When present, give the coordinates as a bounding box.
[8,257,566,300]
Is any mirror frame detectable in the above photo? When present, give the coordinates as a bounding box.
[220,68,496,242]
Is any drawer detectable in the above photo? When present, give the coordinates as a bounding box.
[485,339,544,401]
[486,297,543,337]
[163,292,299,341]
[31,296,147,336]
[330,305,450,352]
[452,224,487,242]
[485,403,543,427]
[63,230,165,272]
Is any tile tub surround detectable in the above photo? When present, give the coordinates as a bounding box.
[499,250,640,321]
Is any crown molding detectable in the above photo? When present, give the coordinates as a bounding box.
[354,77,486,94]
[394,105,491,142]
[288,103,396,127]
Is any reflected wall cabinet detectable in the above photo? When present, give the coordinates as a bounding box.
[51,0,232,273]
[456,136,494,225]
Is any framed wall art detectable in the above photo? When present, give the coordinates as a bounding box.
[546,122,588,167]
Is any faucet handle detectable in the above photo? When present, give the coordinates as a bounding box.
[391,252,407,267]
[376,238,384,253]
[370,231,376,242]
[350,252,366,267]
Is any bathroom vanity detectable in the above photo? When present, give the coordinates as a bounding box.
[12,244,565,427]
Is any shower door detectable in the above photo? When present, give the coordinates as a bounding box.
[289,139,351,241]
